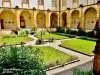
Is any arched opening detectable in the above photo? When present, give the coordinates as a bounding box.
[0,10,16,30]
[71,10,80,29]
[36,12,46,28]
[62,12,67,27]
[85,8,97,30]
[50,13,58,28]
[20,10,32,28]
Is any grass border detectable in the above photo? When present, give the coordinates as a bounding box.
[47,59,80,71]
[0,39,34,47]
[59,45,94,57]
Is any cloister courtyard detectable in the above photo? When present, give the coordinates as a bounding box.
[0,0,100,75]
[0,28,96,75]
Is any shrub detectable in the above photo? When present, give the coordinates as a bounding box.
[0,66,3,73]
[36,39,44,45]
[25,30,29,34]
[49,38,54,42]
[30,29,35,35]
[87,31,94,38]
[0,44,46,75]
[66,29,77,35]
[79,36,88,40]
[66,29,72,34]
[66,34,76,38]
[19,29,26,36]
[56,26,65,33]
[73,68,93,75]
[70,30,77,35]
[77,29,86,36]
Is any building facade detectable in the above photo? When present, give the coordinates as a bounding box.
[0,0,100,34]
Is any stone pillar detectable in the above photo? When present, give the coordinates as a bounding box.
[67,8,71,28]
[34,11,38,28]
[15,9,20,30]
[79,5,84,29]
[0,20,1,30]
[93,39,100,75]
[31,17,34,28]
[46,11,50,28]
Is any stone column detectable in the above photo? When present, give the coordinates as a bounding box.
[15,9,20,29]
[31,16,34,28]
[46,11,50,28]
[34,11,38,28]
[0,20,1,30]
[67,8,71,28]
[79,5,84,29]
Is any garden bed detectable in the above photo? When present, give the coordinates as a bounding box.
[35,32,68,40]
[60,38,96,56]
[0,35,33,45]
[32,46,78,69]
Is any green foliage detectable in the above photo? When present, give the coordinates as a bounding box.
[19,29,28,36]
[87,31,94,38]
[0,44,46,75]
[36,39,44,45]
[56,26,65,33]
[66,29,77,35]
[79,36,88,40]
[66,29,72,34]
[66,34,76,38]
[30,29,35,35]
[48,38,54,42]
[0,66,3,73]
[73,68,93,75]
[77,29,86,36]
[3,34,16,38]
[19,29,35,36]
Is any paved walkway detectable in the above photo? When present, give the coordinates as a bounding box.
[54,60,93,75]
[25,36,94,75]
[47,40,93,75]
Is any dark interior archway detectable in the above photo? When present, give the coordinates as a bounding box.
[50,13,58,28]
[62,12,67,27]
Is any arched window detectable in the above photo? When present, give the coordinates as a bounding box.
[52,0,57,7]
[38,0,44,5]
[3,0,10,2]
[62,0,66,6]
[73,0,79,8]
[22,0,28,3]
[73,0,78,3]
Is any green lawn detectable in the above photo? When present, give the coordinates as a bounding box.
[36,32,68,40]
[32,46,77,67]
[0,36,33,45]
[61,39,96,55]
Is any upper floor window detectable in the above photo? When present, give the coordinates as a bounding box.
[62,0,66,6]
[73,0,78,3]
[38,0,44,5]
[52,0,57,7]
[22,0,28,3]
[3,0,10,2]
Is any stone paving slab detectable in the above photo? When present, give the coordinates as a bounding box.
[53,61,93,75]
